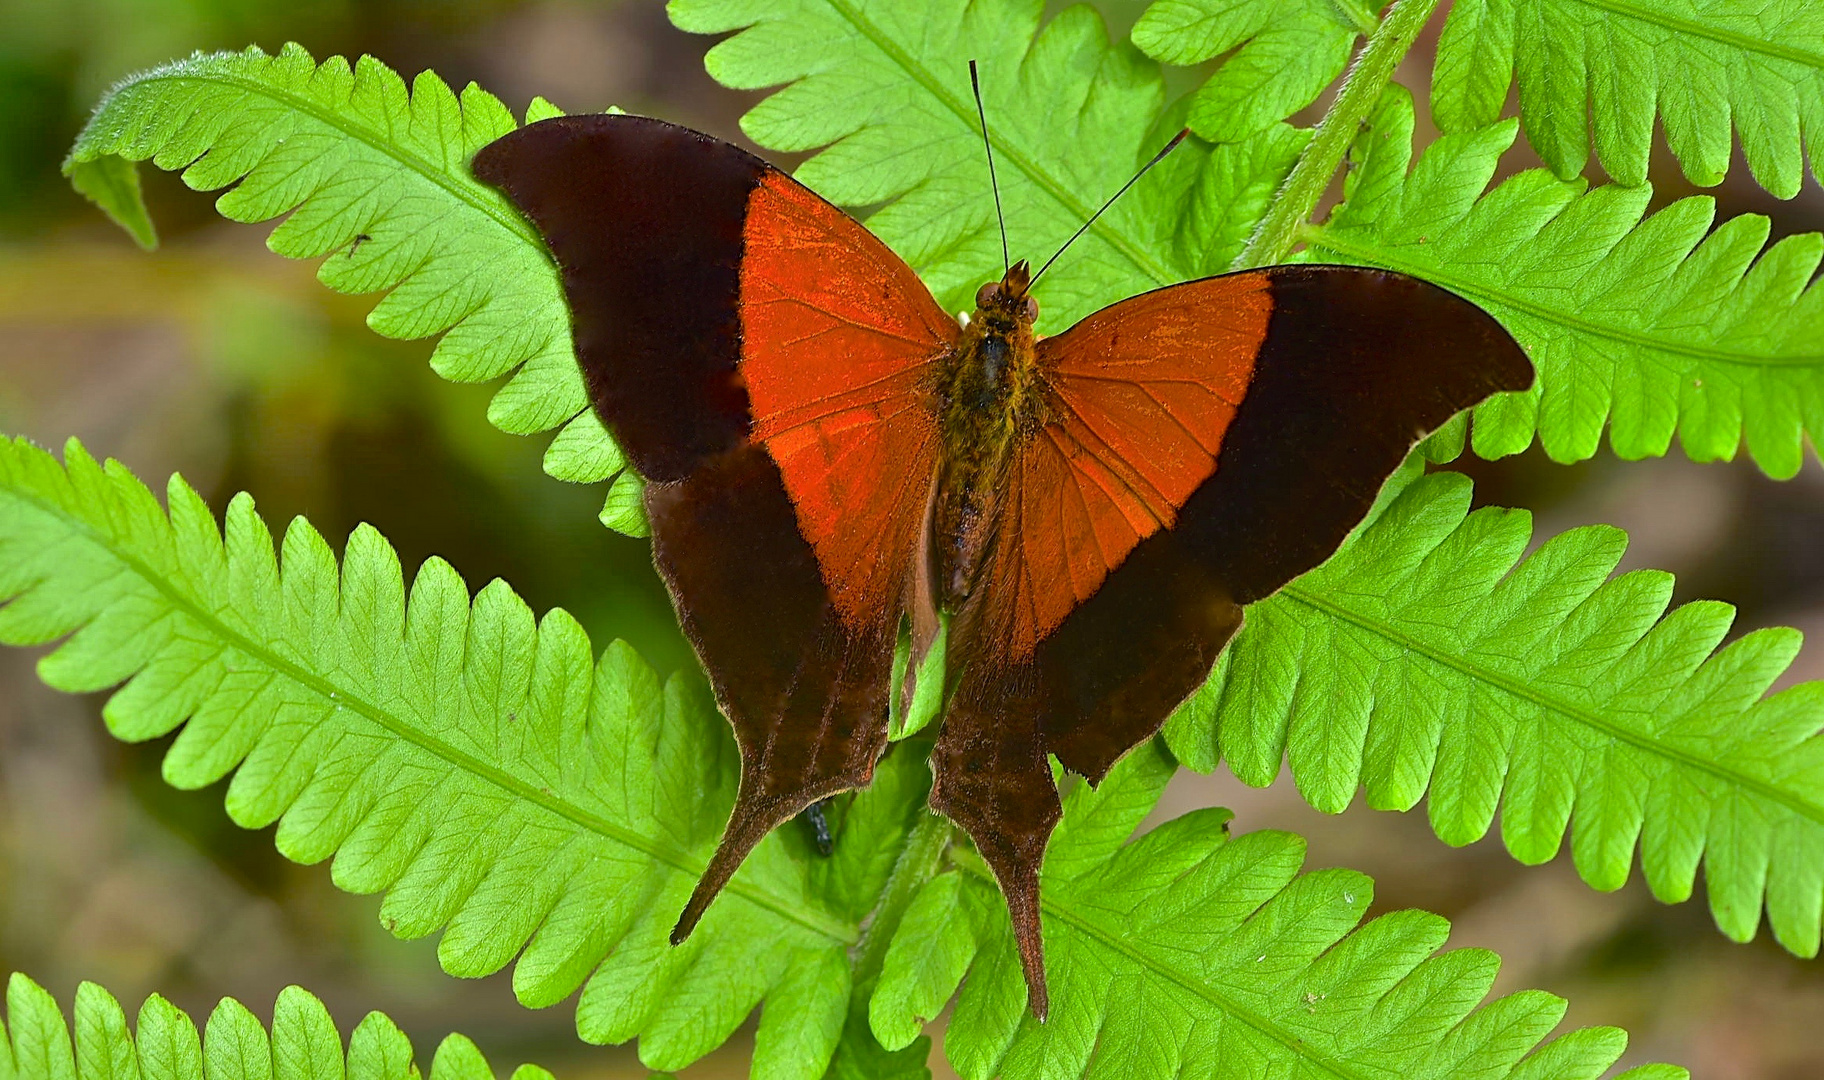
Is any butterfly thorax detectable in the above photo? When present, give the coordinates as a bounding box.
[932,262,1047,609]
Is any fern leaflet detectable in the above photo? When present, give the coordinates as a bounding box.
[1,973,552,1080]
[672,0,1215,331]
[61,45,648,537]
[872,741,1687,1080]
[1132,0,1366,144]
[1432,0,1824,198]
[0,435,941,1080]
[1304,86,1824,476]
[1168,468,1824,957]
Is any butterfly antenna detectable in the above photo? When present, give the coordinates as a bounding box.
[970,60,1011,275]
[1029,128,1190,287]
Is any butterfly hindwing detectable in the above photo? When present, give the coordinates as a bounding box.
[475,116,955,939]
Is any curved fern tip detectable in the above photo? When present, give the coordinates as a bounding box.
[55,38,646,525]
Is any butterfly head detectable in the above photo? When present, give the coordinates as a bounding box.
[973,259,1039,333]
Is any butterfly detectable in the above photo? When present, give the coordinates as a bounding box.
[473,98,1531,1020]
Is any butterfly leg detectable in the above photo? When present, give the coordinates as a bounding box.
[801,799,835,857]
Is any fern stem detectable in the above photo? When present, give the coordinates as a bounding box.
[1329,0,1381,40]
[1234,0,1440,269]
[851,809,952,993]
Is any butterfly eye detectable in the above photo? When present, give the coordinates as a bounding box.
[1023,295,1039,322]
[976,282,999,308]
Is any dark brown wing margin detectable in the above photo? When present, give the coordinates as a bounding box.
[933,264,1534,1016]
[474,116,899,942]
[475,115,760,482]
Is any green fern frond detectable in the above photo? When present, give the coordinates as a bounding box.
[675,2,1824,478]
[871,741,1687,1080]
[0,435,940,1080]
[62,12,1317,524]
[672,0,1216,331]
[1432,0,1824,198]
[1167,468,1824,957]
[61,44,648,537]
[1,973,552,1080]
[1304,86,1824,476]
[1132,0,1365,143]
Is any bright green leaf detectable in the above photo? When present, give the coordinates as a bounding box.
[1133,0,1361,144]
[8,975,75,1080]
[345,1014,411,1080]
[874,744,1683,1079]
[888,614,948,742]
[0,437,881,1076]
[597,469,649,538]
[203,999,272,1080]
[271,986,342,1080]
[63,156,156,249]
[0,977,546,1080]
[1433,0,1824,197]
[673,0,1220,331]
[73,983,139,1080]
[60,45,643,536]
[135,997,202,1080]
[427,1035,490,1080]
[1178,122,1309,274]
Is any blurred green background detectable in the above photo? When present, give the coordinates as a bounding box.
[2,0,1824,1076]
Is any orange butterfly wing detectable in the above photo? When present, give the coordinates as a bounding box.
[971,274,1272,660]
[742,173,956,629]
[479,112,1533,1024]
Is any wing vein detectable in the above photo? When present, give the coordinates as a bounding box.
[747,293,945,350]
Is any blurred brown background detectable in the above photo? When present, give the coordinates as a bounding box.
[1,1,1822,1076]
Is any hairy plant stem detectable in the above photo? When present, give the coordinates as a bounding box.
[852,809,953,993]
[1330,0,1382,38]
[1234,0,1441,269]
